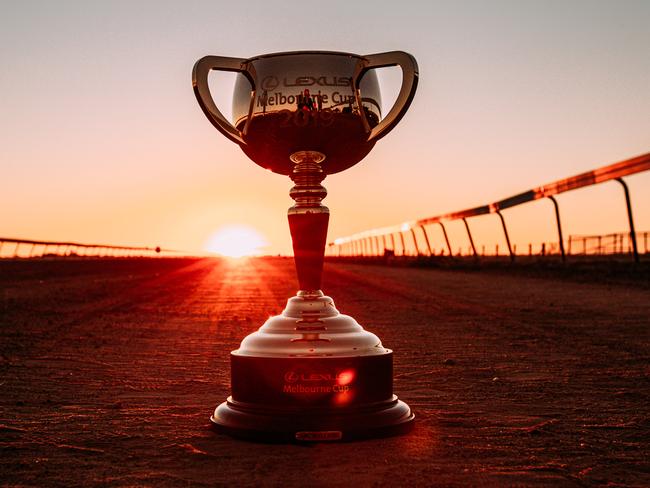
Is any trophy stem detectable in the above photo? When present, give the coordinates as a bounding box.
[288,151,329,296]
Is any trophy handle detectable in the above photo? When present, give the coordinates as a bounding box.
[192,55,255,146]
[359,51,419,143]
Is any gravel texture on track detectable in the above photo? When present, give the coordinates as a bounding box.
[1,257,649,486]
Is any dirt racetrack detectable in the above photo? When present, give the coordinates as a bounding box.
[1,257,649,486]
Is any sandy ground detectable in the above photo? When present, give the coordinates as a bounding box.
[1,257,649,486]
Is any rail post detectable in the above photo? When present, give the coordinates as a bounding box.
[462,218,478,258]
[389,233,396,254]
[547,196,566,262]
[598,236,602,255]
[437,222,452,257]
[496,210,515,262]
[381,235,387,256]
[373,236,380,257]
[615,177,639,262]
[410,228,422,257]
[420,225,433,256]
[399,231,407,257]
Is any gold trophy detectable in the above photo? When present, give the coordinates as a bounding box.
[193,50,418,441]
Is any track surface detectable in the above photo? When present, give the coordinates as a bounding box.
[1,257,649,486]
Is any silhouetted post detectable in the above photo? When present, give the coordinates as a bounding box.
[399,232,406,257]
[437,222,452,257]
[419,225,432,256]
[381,235,387,256]
[390,233,396,254]
[615,177,639,263]
[547,196,565,262]
[462,218,478,259]
[496,210,514,262]
[598,236,602,255]
[528,243,532,256]
[373,236,380,257]
[410,228,421,256]
[541,243,546,256]
[29,243,35,257]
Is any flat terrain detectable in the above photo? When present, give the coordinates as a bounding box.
[1,257,649,486]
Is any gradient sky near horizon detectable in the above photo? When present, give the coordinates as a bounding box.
[1,0,649,256]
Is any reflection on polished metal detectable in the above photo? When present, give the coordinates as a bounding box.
[193,50,418,441]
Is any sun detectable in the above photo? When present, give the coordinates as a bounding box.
[204,225,268,258]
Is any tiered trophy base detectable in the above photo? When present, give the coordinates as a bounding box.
[211,393,413,442]
[210,293,414,442]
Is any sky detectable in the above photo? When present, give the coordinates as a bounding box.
[1,0,649,256]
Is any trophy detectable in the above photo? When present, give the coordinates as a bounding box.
[193,50,418,441]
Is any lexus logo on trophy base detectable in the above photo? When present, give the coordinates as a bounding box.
[193,50,418,441]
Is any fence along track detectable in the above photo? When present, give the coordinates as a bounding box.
[328,152,650,263]
[0,237,184,259]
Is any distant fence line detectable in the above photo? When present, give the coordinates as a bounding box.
[327,151,650,263]
[0,237,185,259]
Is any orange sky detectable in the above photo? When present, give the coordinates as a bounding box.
[1,1,649,256]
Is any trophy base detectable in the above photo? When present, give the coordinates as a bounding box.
[210,292,414,442]
[211,395,414,442]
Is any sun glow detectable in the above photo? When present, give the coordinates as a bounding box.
[204,225,268,258]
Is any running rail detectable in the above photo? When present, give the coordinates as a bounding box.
[0,237,186,258]
[328,151,650,262]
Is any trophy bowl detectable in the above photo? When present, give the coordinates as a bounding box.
[193,50,417,175]
[193,50,418,442]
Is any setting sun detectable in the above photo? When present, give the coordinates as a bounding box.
[204,225,268,258]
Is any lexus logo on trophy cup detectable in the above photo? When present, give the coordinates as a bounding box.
[193,50,418,441]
